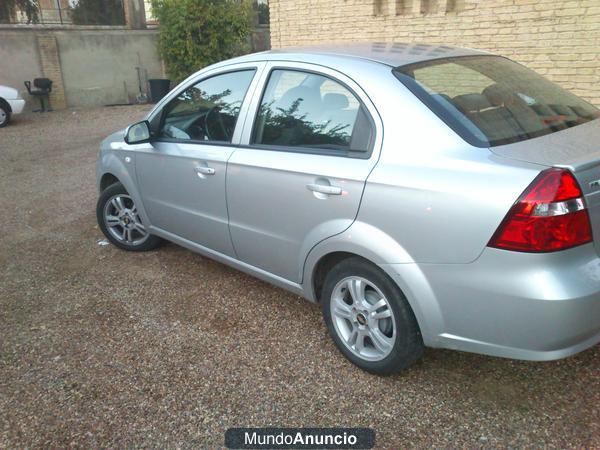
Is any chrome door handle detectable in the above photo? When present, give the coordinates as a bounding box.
[195,166,215,176]
[306,183,342,195]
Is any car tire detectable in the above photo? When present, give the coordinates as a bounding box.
[0,102,11,128]
[321,257,423,375]
[96,182,161,252]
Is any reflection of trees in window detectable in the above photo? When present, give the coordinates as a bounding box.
[259,97,352,149]
[171,87,232,114]
[206,89,233,106]
[164,87,242,141]
[207,89,243,139]
[201,89,242,125]
[160,70,255,142]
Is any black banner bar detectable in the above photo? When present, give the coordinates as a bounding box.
[225,427,375,449]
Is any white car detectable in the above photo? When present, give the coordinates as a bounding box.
[0,85,26,127]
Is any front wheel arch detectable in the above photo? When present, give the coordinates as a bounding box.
[97,151,152,231]
[0,98,12,113]
[99,173,120,192]
[0,98,12,127]
[97,181,161,251]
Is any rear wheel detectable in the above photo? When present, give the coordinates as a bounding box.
[0,103,11,127]
[321,257,423,374]
[96,182,161,251]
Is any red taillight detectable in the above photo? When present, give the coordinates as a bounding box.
[488,168,593,252]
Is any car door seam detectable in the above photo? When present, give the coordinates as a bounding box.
[298,113,385,285]
[224,148,240,260]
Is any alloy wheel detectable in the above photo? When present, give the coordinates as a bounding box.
[330,276,397,361]
[103,194,149,246]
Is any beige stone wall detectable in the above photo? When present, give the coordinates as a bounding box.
[269,0,600,106]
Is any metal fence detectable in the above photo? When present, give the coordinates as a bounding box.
[0,0,126,26]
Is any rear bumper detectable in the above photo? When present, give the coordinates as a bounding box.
[381,244,600,360]
[7,98,25,114]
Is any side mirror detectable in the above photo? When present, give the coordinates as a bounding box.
[124,120,151,145]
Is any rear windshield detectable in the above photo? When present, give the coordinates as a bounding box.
[393,56,600,147]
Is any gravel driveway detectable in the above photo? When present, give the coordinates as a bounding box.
[0,106,598,448]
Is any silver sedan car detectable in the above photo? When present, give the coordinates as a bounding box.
[96,43,600,374]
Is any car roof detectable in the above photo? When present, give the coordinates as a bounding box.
[232,42,491,68]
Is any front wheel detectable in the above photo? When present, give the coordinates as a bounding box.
[96,182,161,251]
[321,257,423,375]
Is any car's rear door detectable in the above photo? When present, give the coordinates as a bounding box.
[135,63,264,257]
[226,62,383,282]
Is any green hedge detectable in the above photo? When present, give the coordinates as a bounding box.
[151,0,252,82]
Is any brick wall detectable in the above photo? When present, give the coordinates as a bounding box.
[269,0,600,106]
[36,34,67,110]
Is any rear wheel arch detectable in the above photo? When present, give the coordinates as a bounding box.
[320,255,424,373]
[312,252,414,312]
[312,251,362,303]
[304,236,440,346]
[303,221,415,302]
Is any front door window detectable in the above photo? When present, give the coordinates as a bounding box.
[159,69,256,142]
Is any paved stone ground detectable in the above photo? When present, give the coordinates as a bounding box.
[0,107,598,448]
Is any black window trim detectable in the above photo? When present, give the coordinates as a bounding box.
[151,67,258,146]
[248,66,377,160]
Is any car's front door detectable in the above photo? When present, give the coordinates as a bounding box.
[135,64,263,256]
[226,63,382,282]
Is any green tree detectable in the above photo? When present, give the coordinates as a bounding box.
[150,0,252,82]
[70,0,125,25]
[254,0,268,25]
[0,0,39,24]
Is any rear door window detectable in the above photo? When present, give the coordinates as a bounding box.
[252,69,374,156]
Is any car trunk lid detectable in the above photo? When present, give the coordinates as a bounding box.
[490,119,600,255]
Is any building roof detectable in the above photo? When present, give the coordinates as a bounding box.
[261,42,491,67]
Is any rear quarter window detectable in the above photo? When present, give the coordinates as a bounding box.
[394,56,600,147]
